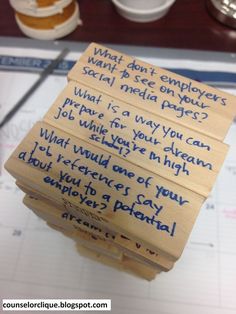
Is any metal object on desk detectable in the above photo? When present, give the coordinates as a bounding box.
[206,0,236,29]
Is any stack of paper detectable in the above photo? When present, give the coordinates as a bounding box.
[4,43,236,280]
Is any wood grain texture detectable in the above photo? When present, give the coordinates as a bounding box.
[76,245,159,281]
[5,121,205,259]
[23,195,123,260]
[4,42,235,279]
[68,43,235,141]
[45,79,229,197]
[18,182,174,270]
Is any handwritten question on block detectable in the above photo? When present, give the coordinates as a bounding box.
[5,121,205,258]
[68,43,235,141]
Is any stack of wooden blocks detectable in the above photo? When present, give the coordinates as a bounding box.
[5,43,235,280]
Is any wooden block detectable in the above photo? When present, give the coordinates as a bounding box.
[23,194,123,260]
[47,222,66,233]
[76,244,159,281]
[44,80,228,197]
[5,42,235,279]
[17,180,117,239]
[20,182,173,270]
[23,194,161,278]
[73,235,123,261]
[68,43,236,141]
[121,254,161,278]
[24,194,111,241]
[5,121,205,259]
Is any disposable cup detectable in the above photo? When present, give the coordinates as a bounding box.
[112,0,176,22]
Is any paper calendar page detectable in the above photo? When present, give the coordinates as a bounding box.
[0,43,235,314]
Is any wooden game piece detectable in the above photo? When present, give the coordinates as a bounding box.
[68,43,236,141]
[5,121,206,260]
[76,244,159,281]
[4,42,236,280]
[44,79,229,197]
[40,210,124,260]
[17,180,117,238]
[21,185,173,270]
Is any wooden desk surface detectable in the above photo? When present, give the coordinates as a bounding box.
[1,0,236,52]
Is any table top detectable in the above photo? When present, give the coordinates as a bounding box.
[1,0,236,52]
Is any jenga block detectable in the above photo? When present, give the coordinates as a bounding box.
[48,216,122,260]
[44,80,228,197]
[17,180,114,237]
[73,234,123,261]
[24,191,161,280]
[68,43,235,141]
[21,184,173,270]
[47,222,66,233]
[23,194,122,260]
[4,42,236,280]
[76,244,159,281]
[17,180,117,238]
[5,121,205,260]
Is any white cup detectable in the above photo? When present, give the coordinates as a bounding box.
[112,0,176,22]
[118,0,167,10]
